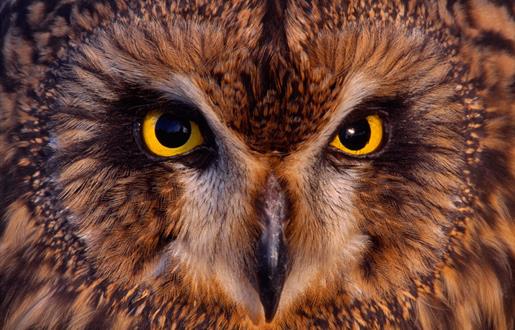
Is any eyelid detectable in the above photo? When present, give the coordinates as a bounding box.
[329,108,387,144]
[149,101,204,121]
[137,100,213,135]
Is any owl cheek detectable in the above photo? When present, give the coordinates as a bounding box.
[254,173,291,323]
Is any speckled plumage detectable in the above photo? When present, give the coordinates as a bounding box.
[0,0,514,328]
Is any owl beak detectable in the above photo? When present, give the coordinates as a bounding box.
[255,174,289,323]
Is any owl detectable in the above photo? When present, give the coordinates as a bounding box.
[0,0,514,328]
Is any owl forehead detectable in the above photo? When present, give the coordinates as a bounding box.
[197,57,341,154]
[165,2,348,153]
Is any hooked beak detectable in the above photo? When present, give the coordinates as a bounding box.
[255,174,289,323]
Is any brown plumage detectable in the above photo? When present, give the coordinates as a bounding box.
[0,0,514,328]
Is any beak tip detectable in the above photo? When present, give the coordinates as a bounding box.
[255,240,288,323]
[258,284,282,323]
[264,308,278,323]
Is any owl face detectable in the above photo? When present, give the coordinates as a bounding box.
[46,1,466,325]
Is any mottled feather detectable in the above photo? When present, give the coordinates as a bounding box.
[0,0,514,329]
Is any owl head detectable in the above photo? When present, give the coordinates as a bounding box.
[3,0,512,327]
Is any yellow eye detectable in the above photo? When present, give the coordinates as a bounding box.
[330,114,384,156]
[142,110,204,157]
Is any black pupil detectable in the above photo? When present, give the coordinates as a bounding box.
[339,118,371,150]
[155,114,191,148]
